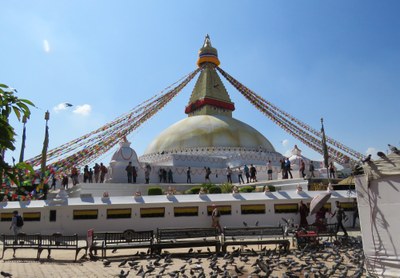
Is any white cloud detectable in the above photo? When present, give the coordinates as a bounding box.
[281,139,289,147]
[53,103,67,113]
[73,104,92,116]
[43,39,50,53]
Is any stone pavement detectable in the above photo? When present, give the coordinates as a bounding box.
[0,230,363,278]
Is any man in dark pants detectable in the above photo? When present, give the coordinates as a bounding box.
[331,201,348,236]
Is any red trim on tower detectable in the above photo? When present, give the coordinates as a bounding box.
[185,97,235,114]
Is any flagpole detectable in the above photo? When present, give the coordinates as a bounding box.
[19,115,27,163]
[321,118,330,182]
[41,111,50,179]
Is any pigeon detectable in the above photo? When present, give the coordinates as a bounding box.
[388,144,400,154]
[117,270,130,278]
[103,259,111,267]
[0,271,12,278]
[118,259,128,267]
[255,221,259,226]
[362,154,372,164]
[112,248,118,253]
[377,151,387,159]
[243,221,248,227]
[234,265,244,275]
[136,265,144,276]
[128,261,139,268]
[188,248,194,253]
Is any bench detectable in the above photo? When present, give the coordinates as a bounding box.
[221,226,290,253]
[152,227,220,254]
[39,233,85,261]
[307,223,337,241]
[88,229,154,258]
[1,233,85,261]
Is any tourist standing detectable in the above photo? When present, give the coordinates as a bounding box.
[299,160,305,178]
[93,163,100,183]
[280,159,287,179]
[167,169,174,183]
[158,168,163,183]
[315,206,328,232]
[132,166,137,183]
[309,161,315,178]
[10,210,23,235]
[62,174,69,189]
[71,167,79,185]
[237,167,245,184]
[329,162,336,179]
[331,201,348,236]
[250,164,257,182]
[205,167,211,183]
[83,165,89,183]
[50,174,57,191]
[267,160,273,180]
[100,163,108,183]
[88,168,93,183]
[244,165,250,183]
[299,200,309,229]
[285,158,293,179]
[125,162,134,183]
[145,164,151,184]
[211,204,222,233]
[226,167,232,183]
[186,167,192,183]
[162,169,167,183]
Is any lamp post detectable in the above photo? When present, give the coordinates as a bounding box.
[40,111,50,179]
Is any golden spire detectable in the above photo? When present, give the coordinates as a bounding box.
[197,34,220,67]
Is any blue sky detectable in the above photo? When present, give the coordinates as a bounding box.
[1,1,399,166]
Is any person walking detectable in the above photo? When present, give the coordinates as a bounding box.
[331,201,348,236]
[211,204,222,233]
[10,210,23,235]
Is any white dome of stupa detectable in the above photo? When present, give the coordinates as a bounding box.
[144,115,275,155]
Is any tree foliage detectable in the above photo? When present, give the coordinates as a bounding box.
[0,83,35,185]
[0,84,35,151]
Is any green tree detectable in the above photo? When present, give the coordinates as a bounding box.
[0,83,35,185]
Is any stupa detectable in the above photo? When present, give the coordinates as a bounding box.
[137,35,283,182]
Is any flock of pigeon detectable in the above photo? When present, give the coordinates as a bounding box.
[87,235,365,278]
